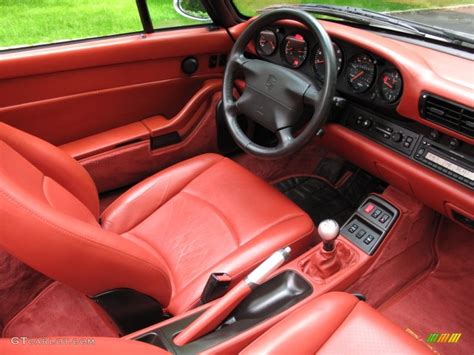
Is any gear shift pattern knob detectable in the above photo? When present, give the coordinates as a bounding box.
[318,219,340,251]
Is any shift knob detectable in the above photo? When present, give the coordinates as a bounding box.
[318,219,340,251]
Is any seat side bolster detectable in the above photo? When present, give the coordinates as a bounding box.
[0,122,99,218]
[240,292,359,355]
[319,301,433,354]
[0,187,172,306]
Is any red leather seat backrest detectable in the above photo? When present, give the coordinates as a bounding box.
[0,123,172,305]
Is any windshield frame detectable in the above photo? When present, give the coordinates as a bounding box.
[228,1,474,53]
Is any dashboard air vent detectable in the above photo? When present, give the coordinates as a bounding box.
[419,93,474,138]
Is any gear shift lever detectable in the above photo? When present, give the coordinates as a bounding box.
[301,219,344,279]
[318,219,340,251]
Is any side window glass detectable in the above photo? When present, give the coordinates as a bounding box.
[0,1,143,49]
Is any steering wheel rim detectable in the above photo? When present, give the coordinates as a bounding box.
[222,9,337,159]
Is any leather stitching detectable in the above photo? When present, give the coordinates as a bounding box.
[180,190,240,246]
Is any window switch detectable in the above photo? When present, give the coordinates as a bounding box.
[348,223,358,233]
[379,214,390,223]
[372,209,382,218]
[356,230,366,239]
[364,235,375,244]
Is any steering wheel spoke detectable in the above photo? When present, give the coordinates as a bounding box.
[227,99,241,117]
[232,53,249,71]
[276,127,295,148]
[304,85,322,106]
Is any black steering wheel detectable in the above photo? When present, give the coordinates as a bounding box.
[222,9,337,158]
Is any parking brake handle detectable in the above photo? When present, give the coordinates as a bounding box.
[173,247,291,346]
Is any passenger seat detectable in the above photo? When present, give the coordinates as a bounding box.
[242,292,433,354]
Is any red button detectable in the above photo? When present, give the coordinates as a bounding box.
[364,203,375,214]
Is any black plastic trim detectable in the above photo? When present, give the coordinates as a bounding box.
[136,0,154,33]
[93,289,164,335]
[201,0,243,28]
[150,132,182,150]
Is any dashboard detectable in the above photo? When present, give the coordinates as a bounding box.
[254,26,404,109]
[245,22,474,230]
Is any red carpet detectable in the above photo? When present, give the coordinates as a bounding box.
[380,219,474,355]
[3,282,120,338]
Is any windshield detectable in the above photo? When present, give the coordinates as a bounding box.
[233,1,474,37]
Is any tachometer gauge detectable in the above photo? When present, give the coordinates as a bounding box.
[314,42,343,79]
[380,69,403,103]
[347,54,376,93]
[283,34,308,68]
[257,30,277,56]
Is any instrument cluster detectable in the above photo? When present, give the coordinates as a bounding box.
[255,26,403,106]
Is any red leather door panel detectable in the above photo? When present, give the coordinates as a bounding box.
[0,27,233,191]
[0,27,233,145]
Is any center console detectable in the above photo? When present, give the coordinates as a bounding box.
[125,194,401,354]
[134,271,311,354]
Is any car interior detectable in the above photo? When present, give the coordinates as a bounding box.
[0,1,473,354]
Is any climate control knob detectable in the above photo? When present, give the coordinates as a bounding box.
[391,132,403,142]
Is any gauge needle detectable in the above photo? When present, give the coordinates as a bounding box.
[316,60,325,64]
[351,70,365,82]
[383,77,393,89]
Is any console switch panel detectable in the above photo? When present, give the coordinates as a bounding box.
[341,195,399,255]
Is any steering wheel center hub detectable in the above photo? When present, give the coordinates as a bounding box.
[237,59,309,132]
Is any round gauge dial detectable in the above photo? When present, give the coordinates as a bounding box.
[283,34,308,68]
[314,42,343,79]
[256,30,277,56]
[380,69,403,103]
[347,54,376,93]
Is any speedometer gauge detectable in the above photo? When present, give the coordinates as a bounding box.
[283,34,307,68]
[347,54,376,93]
[257,30,277,56]
[380,69,403,103]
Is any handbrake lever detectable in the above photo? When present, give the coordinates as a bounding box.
[173,247,291,346]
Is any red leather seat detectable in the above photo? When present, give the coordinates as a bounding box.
[0,123,313,314]
[242,292,433,354]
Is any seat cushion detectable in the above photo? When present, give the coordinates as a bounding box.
[241,292,433,354]
[102,153,314,314]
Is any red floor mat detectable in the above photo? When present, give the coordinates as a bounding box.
[2,282,120,338]
[380,219,474,355]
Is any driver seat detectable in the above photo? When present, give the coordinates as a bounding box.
[0,123,313,315]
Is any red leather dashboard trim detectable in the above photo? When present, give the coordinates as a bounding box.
[230,19,474,145]
[321,123,473,224]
